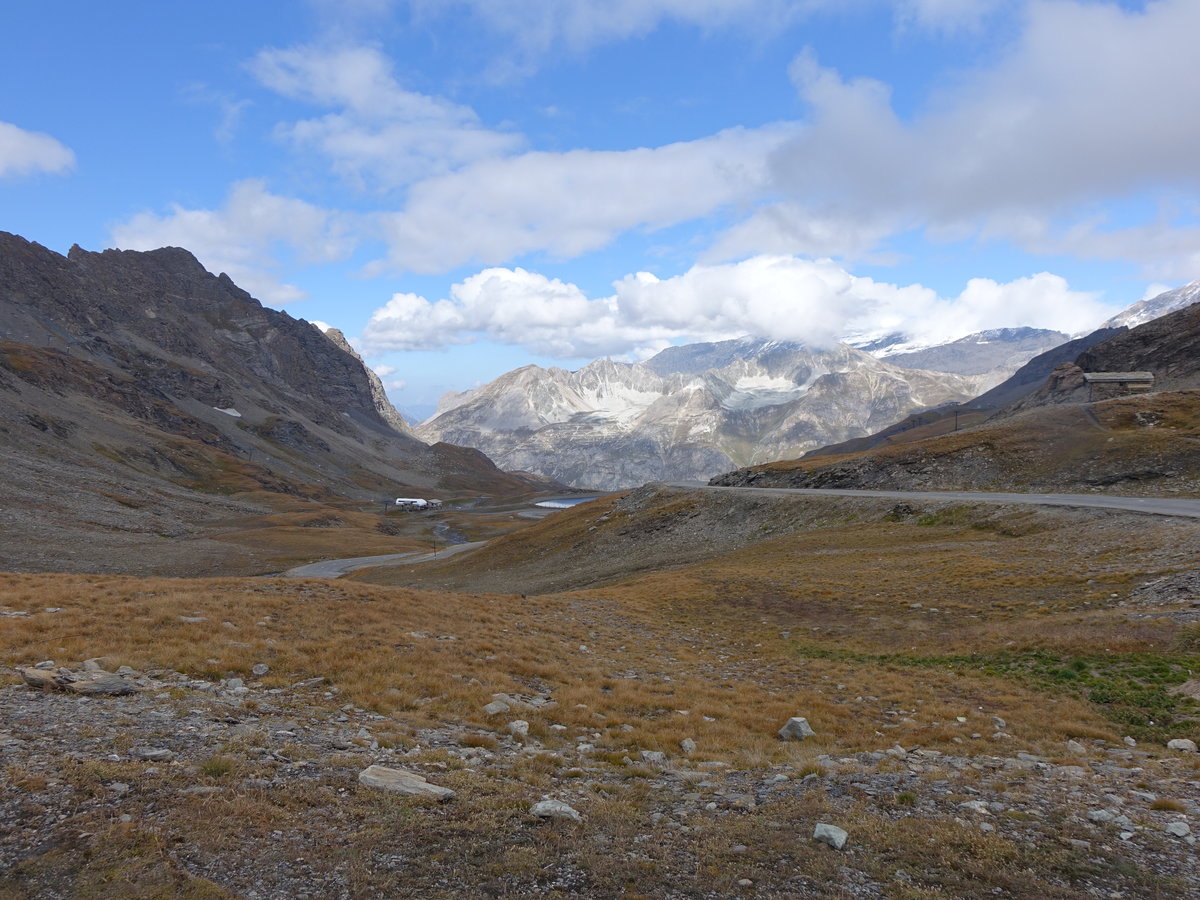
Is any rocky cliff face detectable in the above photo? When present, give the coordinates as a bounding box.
[1008,300,1200,411]
[0,232,530,565]
[417,338,989,489]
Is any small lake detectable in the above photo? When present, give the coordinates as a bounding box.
[534,497,598,509]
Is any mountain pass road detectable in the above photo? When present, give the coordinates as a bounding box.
[283,540,486,579]
[667,482,1200,520]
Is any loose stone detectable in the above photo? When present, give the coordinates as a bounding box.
[358,765,455,800]
[813,823,848,850]
[778,717,816,741]
[531,799,583,822]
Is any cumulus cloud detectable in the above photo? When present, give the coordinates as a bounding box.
[110,179,354,305]
[372,124,793,272]
[360,256,1108,358]
[250,44,523,190]
[0,121,75,178]
[756,0,1200,269]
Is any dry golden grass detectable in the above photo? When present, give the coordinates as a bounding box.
[748,389,1200,496]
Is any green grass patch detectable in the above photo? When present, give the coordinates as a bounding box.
[795,645,1200,743]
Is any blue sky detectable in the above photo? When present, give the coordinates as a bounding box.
[2,0,1198,421]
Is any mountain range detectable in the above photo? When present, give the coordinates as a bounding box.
[416,282,1200,490]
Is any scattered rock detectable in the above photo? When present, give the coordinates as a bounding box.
[813,823,848,850]
[778,717,816,741]
[531,799,582,822]
[16,666,139,696]
[132,747,175,761]
[358,765,455,800]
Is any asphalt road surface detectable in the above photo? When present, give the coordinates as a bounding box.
[283,541,485,579]
[667,482,1200,520]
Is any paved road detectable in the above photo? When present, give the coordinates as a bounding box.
[667,482,1200,520]
[283,541,485,579]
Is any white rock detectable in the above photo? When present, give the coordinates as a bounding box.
[813,823,848,850]
[531,799,582,822]
[1087,809,1115,823]
[778,717,816,741]
[251,663,270,677]
[1166,821,1191,838]
[507,720,530,738]
[358,765,455,800]
[640,750,667,767]
[959,800,991,815]
[1065,739,1087,755]
[482,700,510,716]
[1166,738,1197,753]
[680,738,697,755]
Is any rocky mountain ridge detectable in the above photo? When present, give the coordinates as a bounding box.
[0,232,532,574]
[417,339,994,490]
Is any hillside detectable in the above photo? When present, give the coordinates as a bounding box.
[5,481,1200,897]
[0,233,535,575]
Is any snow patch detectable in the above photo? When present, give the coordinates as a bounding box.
[214,407,242,418]
[721,374,819,411]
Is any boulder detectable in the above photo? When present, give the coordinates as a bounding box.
[778,717,816,741]
[16,666,138,696]
[530,799,582,822]
[482,700,510,716]
[813,823,848,850]
[1166,738,1197,753]
[358,765,455,800]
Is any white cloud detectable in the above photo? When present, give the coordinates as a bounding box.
[360,256,1107,357]
[110,179,353,305]
[757,0,1200,273]
[411,0,817,75]
[893,0,1003,34]
[250,44,523,190]
[372,124,794,272]
[0,121,75,178]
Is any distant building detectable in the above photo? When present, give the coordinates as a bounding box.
[394,498,443,510]
[1082,371,1155,401]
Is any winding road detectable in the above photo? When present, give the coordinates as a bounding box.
[667,482,1200,519]
[283,484,1199,579]
[282,540,485,578]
